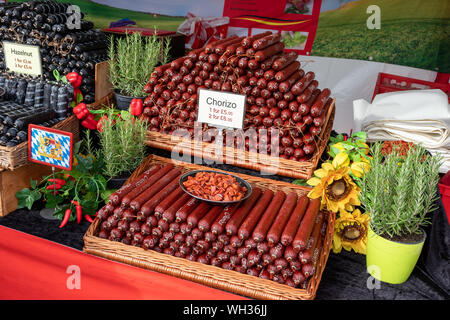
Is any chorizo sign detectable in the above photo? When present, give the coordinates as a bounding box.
[197,88,246,129]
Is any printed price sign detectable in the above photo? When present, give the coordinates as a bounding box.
[28,125,73,171]
[197,89,246,129]
[3,41,43,76]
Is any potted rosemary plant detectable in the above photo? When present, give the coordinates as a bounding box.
[108,31,171,110]
[97,108,148,188]
[359,142,442,284]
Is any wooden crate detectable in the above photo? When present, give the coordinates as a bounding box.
[0,162,53,217]
[90,93,335,180]
[83,154,335,300]
[0,115,80,170]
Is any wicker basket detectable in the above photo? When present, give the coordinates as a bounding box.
[0,115,80,170]
[89,93,335,180]
[83,154,335,300]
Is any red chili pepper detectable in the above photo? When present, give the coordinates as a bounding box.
[71,200,79,206]
[66,174,76,181]
[66,72,82,88]
[81,113,98,130]
[76,205,82,224]
[48,178,66,186]
[96,115,109,132]
[84,214,95,223]
[129,98,144,116]
[46,183,62,190]
[59,209,72,228]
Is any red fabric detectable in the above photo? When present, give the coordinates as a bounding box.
[0,226,246,300]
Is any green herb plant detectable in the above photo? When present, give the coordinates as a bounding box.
[16,131,110,221]
[359,142,442,240]
[108,30,171,97]
[97,107,147,179]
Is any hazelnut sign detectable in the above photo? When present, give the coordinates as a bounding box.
[3,41,42,77]
[197,88,246,129]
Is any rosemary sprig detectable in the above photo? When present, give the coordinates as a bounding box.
[360,141,442,238]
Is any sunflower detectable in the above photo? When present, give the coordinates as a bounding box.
[332,209,370,254]
[307,153,361,212]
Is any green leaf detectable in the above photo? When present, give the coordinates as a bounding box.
[45,193,64,209]
[335,134,345,142]
[329,146,341,158]
[120,110,132,121]
[101,189,116,203]
[61,76,68,85]
[16,188,41,210]
[53,69,61,82]
[77,92,83,104]
[351,131,367,141]
[30,179,38,189]
[340,141,356,150]
[349,153,362,163]
[88,109,107,114]
[292,179,309,186]
[75,154,93,173]
[73,140,82,155]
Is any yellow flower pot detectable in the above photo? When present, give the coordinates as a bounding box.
[366,227,426,284]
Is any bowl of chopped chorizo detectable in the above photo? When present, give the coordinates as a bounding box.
[179,170,253,205]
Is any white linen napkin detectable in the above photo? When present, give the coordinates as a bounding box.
[353,89,450,172]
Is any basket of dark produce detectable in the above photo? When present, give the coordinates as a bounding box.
[0,87,5,101]
[0,74,79,169]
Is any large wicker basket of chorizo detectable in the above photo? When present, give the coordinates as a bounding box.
[83,155,335,300]
[138,31,335,180]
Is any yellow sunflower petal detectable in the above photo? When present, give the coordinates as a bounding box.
[308,187,323,199]
[351,161,371,178]
[332,152,350,169]
[313,168,328,178]
[332,233,343,254]
[306,177,322,186]
[321,162,334,172]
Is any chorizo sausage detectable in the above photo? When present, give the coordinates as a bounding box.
[187,201,211,228]
[241,31,272,48]
[279,69,304,93]
[247,59,259,70]
[302,233,323,278]
[310,88,331,117]
[129,168,181,212]
[266,192,298,245]
[290,71,315,96]
[252,190,287,242]
[121,165,174,208]
[275,61,300,82]
[205,35,238,53]
[210,203,240,235]
[298,88,321,115]
[225,188,262,236]
[161,193,192,223]
[293,198,321,251]
[298,212,324,264]
[296,80,319,104]
[260,53,283,70]
[254,42,285,62]
[155,187,185,219]
[238,189,274,240]
[252,33,282,50]
[187,48,205,61]
[272,51,299,70]
[280,195,309,246]
[136,174,183,219]
[225,40,244,55]
[198,206,224,232]
[152,64,170,77]
[175,198,200,223]
[215,36,243,55]
[170,57,186,71]
[108,165,160,206]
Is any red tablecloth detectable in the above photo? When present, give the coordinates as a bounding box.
[0,226,246,300]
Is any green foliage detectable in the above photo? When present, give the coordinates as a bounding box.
[15,133,111,220]
[359,142,442,238]
[282,32,307,48]
[97,108,147,179]
[108,30,171,97]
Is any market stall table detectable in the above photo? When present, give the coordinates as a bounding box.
[0,149,448,300]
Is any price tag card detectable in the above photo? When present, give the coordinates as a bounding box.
[28,124,73,171]
[3,41,43,77]
[197,89,246,129]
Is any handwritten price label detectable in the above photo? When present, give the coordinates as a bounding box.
[3,41,42,76]
[197,89,246,129]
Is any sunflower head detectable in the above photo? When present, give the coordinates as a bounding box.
[307,160,361,213]
[333,209,370,255]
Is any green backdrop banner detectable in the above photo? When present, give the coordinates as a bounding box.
[8,0,449,73]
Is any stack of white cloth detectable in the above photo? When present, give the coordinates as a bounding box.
[353,89,450,173]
